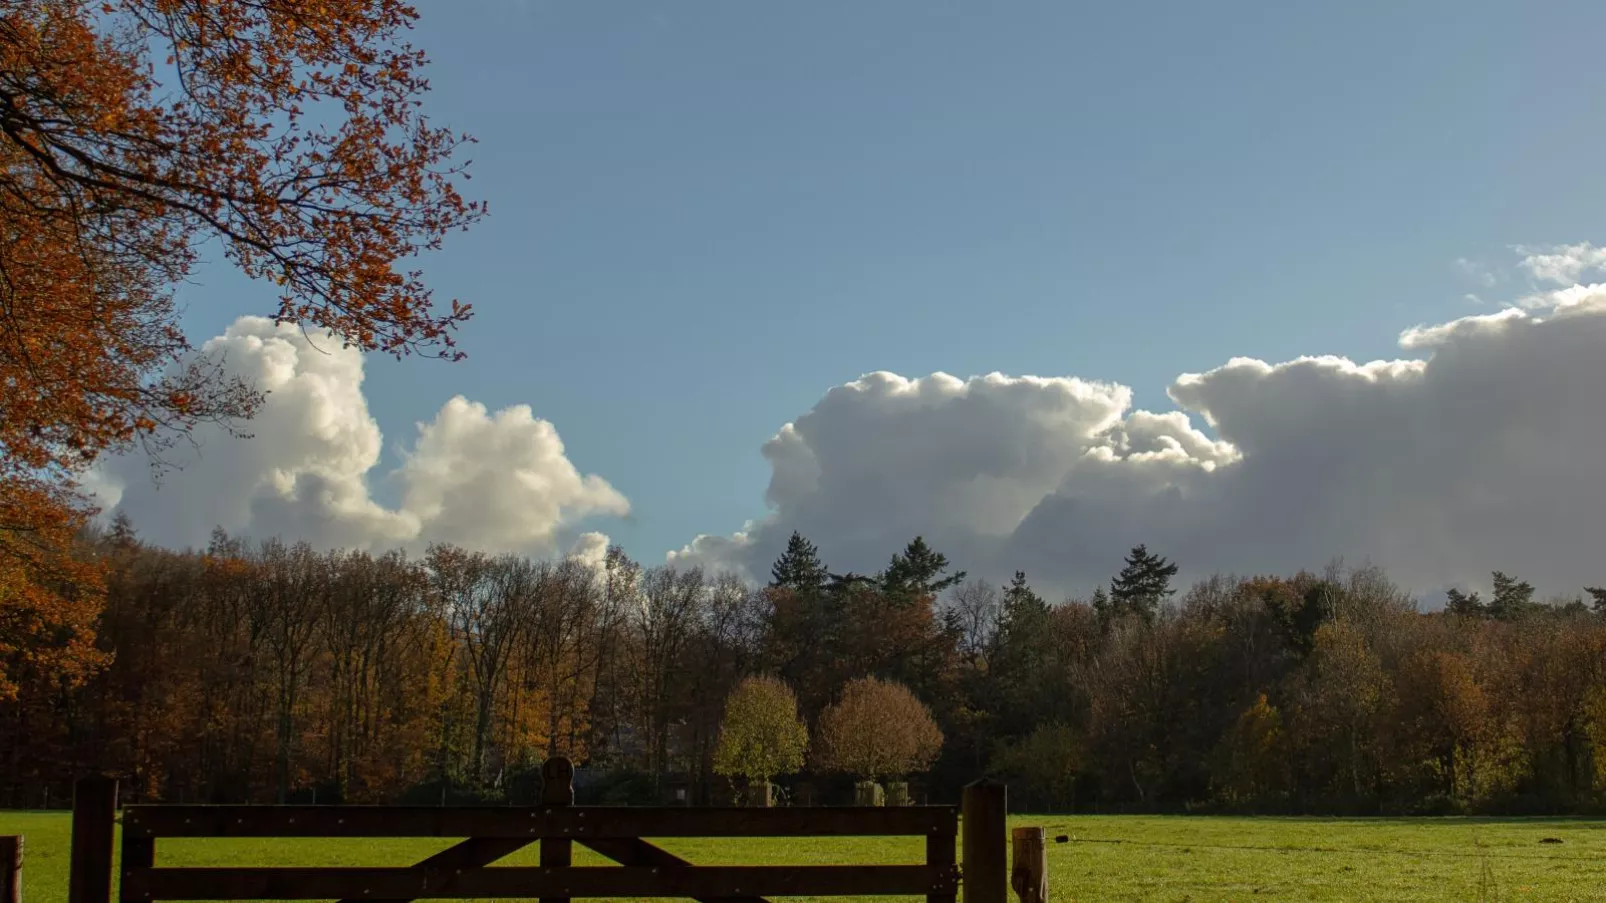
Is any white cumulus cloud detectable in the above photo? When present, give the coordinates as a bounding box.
[91,316,628,556]
[674,257,1606,602]
[565,531,614,572]
[1517,242,1606,285]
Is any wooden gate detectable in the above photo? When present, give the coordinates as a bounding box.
[66,761,1009,903]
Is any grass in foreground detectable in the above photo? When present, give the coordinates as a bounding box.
[5,810,1606,902]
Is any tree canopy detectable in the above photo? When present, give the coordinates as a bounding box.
[0,0,480,696]
[813,676,944,781]
[712,675,809,787]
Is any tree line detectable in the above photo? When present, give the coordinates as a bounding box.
[7,518,1606,816]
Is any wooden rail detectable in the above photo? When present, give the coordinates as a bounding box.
[119,805,956,839]
[61,764,1009,903]
[121,865,946,899]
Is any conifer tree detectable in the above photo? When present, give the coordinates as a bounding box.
[880,536,966,599]
[764,533,839,723]
[987,571,1055,734]
[1091,586,1113,626]
[769,532,830,593]
[108,511,140,550]
[998,571,1049,633]
[1109,544,1179,624]
[1488,571,1534,622]
[1444,588,1486,618]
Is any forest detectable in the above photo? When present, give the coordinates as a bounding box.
[6,518,1606,818]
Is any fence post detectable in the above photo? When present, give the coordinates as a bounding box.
[925,812,957,903]
[539,757,574,903]
[120,813,154,903]
[68,778,117,903]
[1,835,20,903]
[1009,827,1046,903]
[961,779,1006,903]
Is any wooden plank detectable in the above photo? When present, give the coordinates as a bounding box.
[961,780,1007,903]
[924,827,957,903]
[335,838,534,903]
[121,865,950,899]
[1,836,20,903]
[69,778,118,903]
[538,757,573,903]
[122,805,958,839]
[582,837,770,903]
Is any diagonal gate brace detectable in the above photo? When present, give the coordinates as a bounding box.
[582,837,772,903]
[330,834,772,903]
[337,836,535,903]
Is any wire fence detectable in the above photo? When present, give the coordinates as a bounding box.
[1050,834,1587,862]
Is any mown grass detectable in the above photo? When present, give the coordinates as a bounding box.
[5,810,1606,902]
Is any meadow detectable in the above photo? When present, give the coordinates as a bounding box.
[4,811,1606,903]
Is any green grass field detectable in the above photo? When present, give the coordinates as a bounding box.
[5,810,1606,903]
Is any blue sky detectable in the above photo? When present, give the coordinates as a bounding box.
[172,0,1606,568]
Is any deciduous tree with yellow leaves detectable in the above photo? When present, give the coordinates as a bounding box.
[712,675,808,803]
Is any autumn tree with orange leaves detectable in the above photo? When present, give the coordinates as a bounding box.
[0,1,482,696]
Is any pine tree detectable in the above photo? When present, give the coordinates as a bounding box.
[766,532,840,723]
[1091,586,1113,625]
[987,571,1056,735]
[1488,571,1534,622]
[769,532,830,592]
[109,511,140,549]
[1109,544,1179,624]
[999,571,1049,630]
[1444,588,1486,618]
[993,571,1050,665]
[1587,586,1606,616]
[880,536,967,599]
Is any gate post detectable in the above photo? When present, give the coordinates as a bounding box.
[961,779,1006,903]
[1,835,20,903]
[539,757,574,903]
[68,778,117,903]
